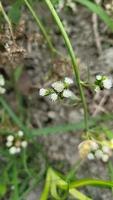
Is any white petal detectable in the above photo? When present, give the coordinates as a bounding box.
[64,77,73,84]
[87,153,95,160]
[9,146,17,154]
[39,88,47,96]
[50,93,58,101]
[21,141,28,148]
[7,135,14,142]
[52,81,64,92]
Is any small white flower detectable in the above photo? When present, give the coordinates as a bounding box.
[64,77,73,85]
[63,89,74,98]
[50,93,58,101]
[52,81,64,92]
[101,154,109,162]
[95,149,103,159]
[39,88,47,96]
[6,141,12,147]
[21,141,28,148]
[18,130,24,137]
[87,153,95,160]
[0,86,6,94]
[90,141,99,151]
[16,147,21,153]
[7,135,14,142]
[94,86,100,92]
[96,75,102,81]
[0,74,5,86]
[102,77,112,89]
[102,146,110,154]
[9,146,17,154]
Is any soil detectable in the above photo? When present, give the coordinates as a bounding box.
[1,2,113,200]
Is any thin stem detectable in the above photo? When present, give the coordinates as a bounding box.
[0,1,14,40]
[45,0,88,132]
[24,0,57,54]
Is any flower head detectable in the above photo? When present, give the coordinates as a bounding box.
[39,88,47,96]
[52,81,64,92]
[64,77,73,85]
[50,93,58,101]
[102,77,112,89]
[63,89,74,98]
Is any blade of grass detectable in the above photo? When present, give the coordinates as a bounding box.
[1,96,113,138]
[45,0,88,132]
[75,0,113,32]
[23,0,57,54]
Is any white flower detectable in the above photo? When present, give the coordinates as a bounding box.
[101,154,109,162]
[6,141,12,147]
[0,74,5,86]
[64,77,73,85]
[87,153,95,160]
[18,130,24,137]
[94,86,100,92]
[21,141,28,148]
[0,86,6,94]
[102,146,110,154]
[9,146,17,155]
[52,81,64,92]
[102,77,112,89]
[50,93,58,101]
[90,141,99,151]
[96,75,102,81]
[63,89,74,98]
[95,149,103,159]
[39,88,47,96]
[16,147,21,153]
[7,135,14,142]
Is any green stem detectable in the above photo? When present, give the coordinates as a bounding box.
[45,0,88,132]
[24,0,57,54]
[0,1,14,40]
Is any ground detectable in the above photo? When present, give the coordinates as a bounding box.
[1,2,113,200]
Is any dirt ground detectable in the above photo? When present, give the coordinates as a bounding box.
[1,2,113,199]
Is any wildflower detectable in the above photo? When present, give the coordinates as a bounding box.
[52,81,64,92]
[64,77,73,85]
[17,130,24,137]
[102,146,111,154]
[16,147,21,153]
[90,141,99,151]
[102,77,112,89]
[50,93,58,101]
[101,154,109,162]
[94,86,100,92]
[96,75,102,81]
[0,74,5,94]
[9,146,17,155]
[87,153,95,160]
[6,141,12,147]
[0,74,5,86]
[21,141,28,148]
[78,140,92,158]
[63,89,74,98]
[39,88,47,96]
[7,135,14,142]
[95,149,103,159]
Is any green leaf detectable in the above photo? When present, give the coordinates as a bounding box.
[0,184,7,197]
[75,0,113,32]
[69,179,113,189]
[69,188,92,200]
[8,0,23,24]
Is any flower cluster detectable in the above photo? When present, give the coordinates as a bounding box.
[39,77,76,102]
[78,139,113,162]
[0,74,6,94]
[95,75,112,92]
[6,130,28,155]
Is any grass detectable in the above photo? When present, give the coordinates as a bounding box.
[1,0,113,199]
